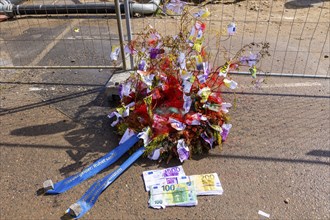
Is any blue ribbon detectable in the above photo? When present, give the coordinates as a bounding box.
[46,135,139,194]
[67,147,145,219]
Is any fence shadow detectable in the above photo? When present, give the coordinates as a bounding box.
[4,87,330,177]
[207,153,330,166]
[2,77,329,176]
[1,88,328,117]
[10,120,77,136]
[13,14,120,20]
[306,150,330,157]
[285,0,328,9]
[0,81,104,87]
[0,87,103,116]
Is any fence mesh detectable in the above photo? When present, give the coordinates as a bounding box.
[128,0,329,77]
[0,0,329,77]
[0,0,123,69]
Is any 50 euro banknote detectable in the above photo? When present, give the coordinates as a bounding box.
[149,182,198,209]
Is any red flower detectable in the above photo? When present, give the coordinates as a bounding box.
[200,22,206,31]
[208,92,223,104]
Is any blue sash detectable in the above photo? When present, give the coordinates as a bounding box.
[66,147,145,218]
[46,135,139,194]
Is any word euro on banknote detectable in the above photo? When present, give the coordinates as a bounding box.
[142,166,186,191]
[149,182,197,209]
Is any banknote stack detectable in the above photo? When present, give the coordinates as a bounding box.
[189,173,224,196]
[142,166,186,191]
[143,166,224,209]
[149,182,198,209]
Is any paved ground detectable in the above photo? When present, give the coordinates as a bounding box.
[1,0,330,219]
[1,68,329,219]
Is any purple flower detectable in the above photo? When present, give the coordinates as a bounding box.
[177,139,190,162]
[124,45,136,55]
[169,117,186,131]
[203,62,210,76]
[240,53,259,67]
[239,56,249,65]
[197,74,206,84]
[248,53,258,67]
[221,123,232,141]
[183,94,192,114]
[118,84,123,99]
[138,60,147,71]
[150,48,160,59]
[196,63,203,71]
[119,81,132,99]
[201,132,215,148]
[107,111,122,127]
[178,52,186,69]
[165,0,186,15]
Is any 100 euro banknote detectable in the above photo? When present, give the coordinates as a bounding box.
[149,182,197,209]
[142,166,186,191]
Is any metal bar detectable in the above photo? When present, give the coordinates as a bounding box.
[0,66,122,70]
[114,0,126,70]
[301,2,326,76]
[290,5,311,75]
[229,71,330,79]
[8,0,25,4]
[13,3,122,15]
[124,0,133,69]
[315,23,330,77]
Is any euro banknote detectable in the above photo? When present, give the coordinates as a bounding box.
[149,182,197,209]
[189,173,223,195]
[169,173,223,195]
[142,166,186,191]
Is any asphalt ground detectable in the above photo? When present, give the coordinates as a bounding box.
[1,68,329,219]
[1,1,330,219]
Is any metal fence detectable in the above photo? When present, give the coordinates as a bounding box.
[0,0,329,78]
[128,0,330,78]
[0,0,127,70]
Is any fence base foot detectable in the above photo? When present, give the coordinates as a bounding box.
[105,71,132,102]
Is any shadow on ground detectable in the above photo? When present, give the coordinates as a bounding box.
[5,75,330,177]
[285,0,329,9]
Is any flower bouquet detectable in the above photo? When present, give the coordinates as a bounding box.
[41,5,270,218]
[109,6,270,163]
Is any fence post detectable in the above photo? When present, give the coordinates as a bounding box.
[124,0,134,69]
[114,0,126,70]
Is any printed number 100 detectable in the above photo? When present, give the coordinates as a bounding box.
[162,185,175,191]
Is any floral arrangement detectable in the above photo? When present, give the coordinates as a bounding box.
[109,5,269,163]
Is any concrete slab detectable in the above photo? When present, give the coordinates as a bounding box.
[105,70,131,101]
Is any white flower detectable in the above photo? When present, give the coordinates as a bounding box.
[108,112,122,127]
[221,102,232,114]
[224,78,238,89]
[137,127,152,146]
[119,128,136,145]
